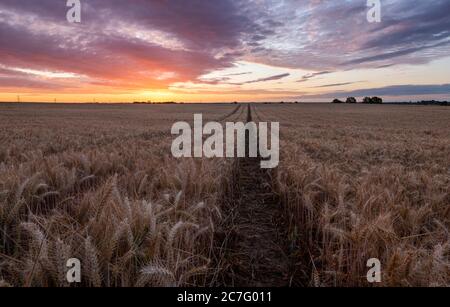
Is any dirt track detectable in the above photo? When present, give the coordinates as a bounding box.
[216,104,292,287]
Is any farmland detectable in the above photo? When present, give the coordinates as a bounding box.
[259,104,450,286]
[0,103,449,287]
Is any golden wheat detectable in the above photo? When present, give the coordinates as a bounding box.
[1,102,448,287]
[259,103,450,287]
[0,103,235,287]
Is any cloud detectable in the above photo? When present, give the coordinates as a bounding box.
[230,73,290,85]
[297,71,332,83]
[343,41,450,66]
[224,72,253,77]
[310,82,362,88]
[0,76,73,90]
[171,87,304,96]
[0,0,271,92]
[300,84,450,99]
[247,0,450,70]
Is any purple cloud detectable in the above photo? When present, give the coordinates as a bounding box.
[300,84,450,100]
[230,73,290,85]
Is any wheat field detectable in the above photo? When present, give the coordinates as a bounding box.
[0,102,449,287]
[259,104,450,286]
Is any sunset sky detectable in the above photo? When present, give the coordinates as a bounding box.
[0,0,449,103]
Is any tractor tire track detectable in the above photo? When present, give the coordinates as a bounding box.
[217,104,242,122]
[251,104,262,122]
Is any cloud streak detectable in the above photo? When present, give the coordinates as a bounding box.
[310,82,362,88]
[231,73,290,85]
[297,71,332,83]
[300,84,450,100]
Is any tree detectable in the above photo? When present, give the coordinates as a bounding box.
[332,99,344,104]
[363,97,372,104]
[346,97,357,104]
[371,97,383,104]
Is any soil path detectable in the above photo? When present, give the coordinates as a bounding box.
[218,104,292,287]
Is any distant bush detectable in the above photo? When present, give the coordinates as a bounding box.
[346,97,357,104]
[371,97,383,104]
[362,97,383,104]
[332,97,384,104]
[419,100,449,106]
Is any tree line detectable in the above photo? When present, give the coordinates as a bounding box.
[332,97,383,104]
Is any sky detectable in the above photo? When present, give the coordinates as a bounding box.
[0,0,449,103]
